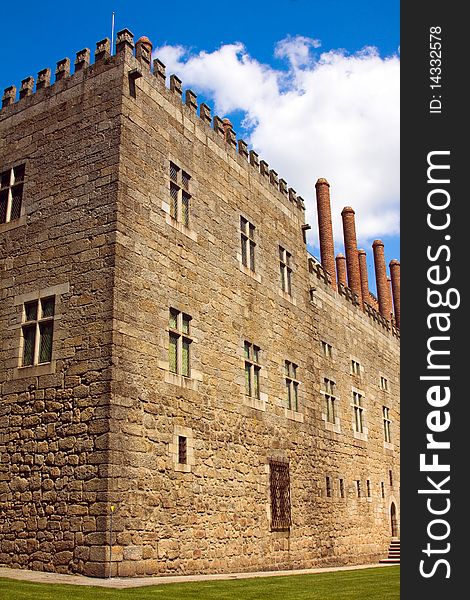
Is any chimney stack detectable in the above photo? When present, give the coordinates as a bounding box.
[341,207,363,307]
[335,253,347,286]
[358,249,370,306]
[372,240,392,321]
[315,179,336,289]
[389,260,400,328]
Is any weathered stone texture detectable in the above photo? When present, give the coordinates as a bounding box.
[0,41,399,577]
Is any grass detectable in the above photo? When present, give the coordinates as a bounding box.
[0,566,399,600]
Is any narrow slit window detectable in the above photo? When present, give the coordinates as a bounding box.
[326,476,332,498]
[240,216,256,272]
[178,436,187,464]
[279,246,293,295]
[356,480,361,498]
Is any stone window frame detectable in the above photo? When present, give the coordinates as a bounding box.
[279,245,292,292]
[169,425,195,473]
[321,375,341,433]
[379,373,390,393]
[320,340,333,360]
[11,283,69,378]
[21,296,55,367]
[170,161,190,225]
[351,386,368,441]
[161,306,202,391]
[240,339,267,411]
[325,475,332,498]
[277,243,297,306]
[356,479,362,498]
[366,479,372,498]
[0,162,27,232]
[162,158,197,242]
[350,357,362,378]
[339,478,346,499]
[383,405,392,444]
[168,308,192,377]
[237,213,261,283]
[284,360,303,422]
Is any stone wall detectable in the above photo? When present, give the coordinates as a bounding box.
[0,33,399,577]
[0,50,126,575]
[103,47,400,576]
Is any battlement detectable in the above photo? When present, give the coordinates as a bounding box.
[308,256,400,339]
[314,177,400,331]
[1,29,305,215]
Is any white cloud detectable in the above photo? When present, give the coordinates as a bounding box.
[153,37,399,250]
[274,35,321,70]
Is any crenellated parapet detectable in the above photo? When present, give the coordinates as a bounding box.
[0,28,305,214]
[0,36,116,116]
[145,41,306,212]
[308,256,399,339]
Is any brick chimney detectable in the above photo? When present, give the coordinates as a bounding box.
[341,207,362,307]
[315,178,336,290]
[358,249,370,306]
[389,260,400,328]
[372,240,392,321]
[335,253,347,286]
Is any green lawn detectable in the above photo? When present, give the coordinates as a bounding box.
[0,566,399,600]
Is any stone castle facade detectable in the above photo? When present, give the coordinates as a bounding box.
[0,30,400,577]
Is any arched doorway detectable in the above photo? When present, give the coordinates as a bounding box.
[390,502,398,537]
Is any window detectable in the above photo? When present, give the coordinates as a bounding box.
[269,460,291,531]
[339,478,345,499]
[169,161,191,226]
[356,480,361,498]
[321,341,332,359]
[244,341,261,398]
[353,391,364,433]
[381,482,385,498]
[21,296,55,367]
[383,406,392,443]
[169,308,192,377]
[324,378,336,423]
[389,470,393,487]
[380,376,389,391]
[366,479,371,498]
[279,246,293,295]
[351,359,361,376]
[285,361,299,411]
[326,476,332,498]
[0,164,25,224]
[178,436,187,464]
[240,216,256,271]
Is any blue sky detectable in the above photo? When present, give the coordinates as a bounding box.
[0,1,400,289]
